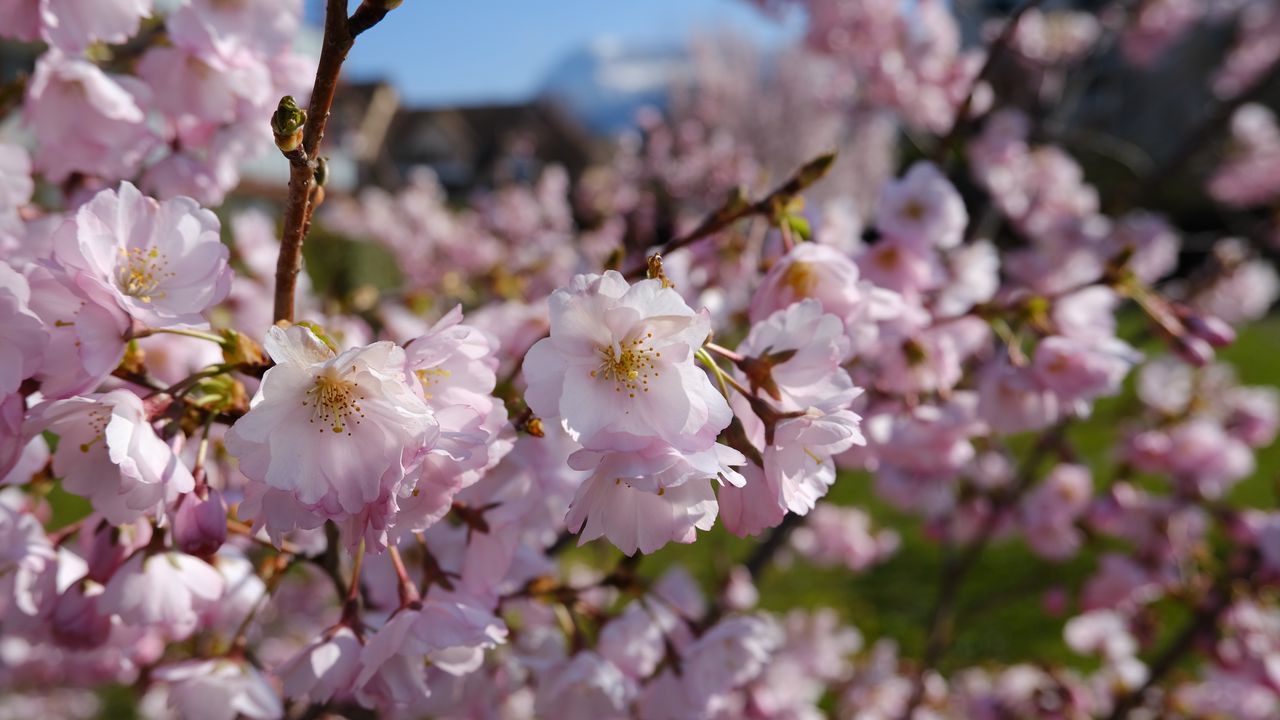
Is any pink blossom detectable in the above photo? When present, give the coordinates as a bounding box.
[1223,386,1279,447]
[1020,464,1092,560]
[0,263,47,396]
[137,45,271,127]
[0,144,33,239]
[765,408,865,515]
[790,504,899,571]
[535,652,635,720]
[935,240,999,317]
[718,464,787,538]
[1082,553,1161,611]
[226,325,437,543]
[275,626,362,705]
[1107,212,1181,283]
[171,489,228,557]
[749,242,902,338]
[598,599,687,680]
[978,359,1060,434]
[27,390,194,524]
[354,600,507,710]
[0,503,56,620]
[681,614,782,703]
[52,182,231,328]
[875,161,968,249]
[0,0,150,52]
[24,264,129,399]
[857,236,946,299]
[872,315,989,396]
[1208,105,1280,208]
[735,299,859,409]
[99,551,223,641]
[523,270,729,451]
[395,306,511,538]
[1190,253,1279,326]
[1064,607,1136,661]
[23,53,158,183]
[1031,335,1140,407]
[167,0,302,66]
[1121,0,1203,66]
[151,659,282,720]
[49,583,112,651]
[565,441,744,555]
[1213,0,1280,98]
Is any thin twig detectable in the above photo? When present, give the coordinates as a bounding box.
[1123,58,1280,210]
[621,151,836,280]
[935,0,1048,163]
[899,423,1067,719]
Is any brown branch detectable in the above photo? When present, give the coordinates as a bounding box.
[935,0,1047,163]
[273,0,396,323]
[1103,552,1258,720]
[899,423,1067,719]
[699,512,804,631]
[1123,58,1280,210]
[622,151,836,280]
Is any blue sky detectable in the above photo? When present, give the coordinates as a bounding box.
[312,1,798,105]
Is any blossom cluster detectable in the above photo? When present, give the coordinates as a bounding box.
[1,0,1279,718]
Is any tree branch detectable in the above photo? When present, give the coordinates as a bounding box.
[273,0,396,323]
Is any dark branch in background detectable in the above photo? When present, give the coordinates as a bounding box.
[700,513,804,630]
[1103,553,1258,720]
[272,0,399,323]
[899,423,1068,720]
[1123,58,1280,210]
[622,151,837,280]
[934,0,1048,164]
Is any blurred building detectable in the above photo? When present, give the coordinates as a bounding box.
[327,80,598,196]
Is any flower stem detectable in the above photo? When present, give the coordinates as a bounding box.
[388,545,420,606]
[136,327,226,345]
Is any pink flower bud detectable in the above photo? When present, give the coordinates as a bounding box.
[51,584,111,650]
[1171,334,1213,367]
[1183,313,1236,348]
[172,489,228,557]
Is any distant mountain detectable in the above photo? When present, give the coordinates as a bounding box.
[539,38,690,135]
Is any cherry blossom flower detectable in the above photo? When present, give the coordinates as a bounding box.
[0,263,47,397]
[565,441,744,555]
[535,652,635,720]
[27,390,194,524]
[171,489,228,557]
[735,299,858,410]
[275,626,363,705]
[52,182,232,328]
[225,325,437,543]
[23,53,158,184]
[99,551,223,641]
[0,0,151,52]
[523,270,729,451]
[25,264,130,400]
[749,242,902,338]
[0,503,56,620]
[151,659,283,720]
[875,161,968,249]
[354,600,507,710]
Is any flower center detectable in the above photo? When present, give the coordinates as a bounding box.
[116,247,173,303]
[77,408,112,453]
[414,367,451,400]
[901,199,927,221]
[591,332,661,399]
[303,368,366,434]
[781,261,817,296]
